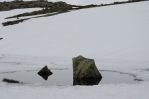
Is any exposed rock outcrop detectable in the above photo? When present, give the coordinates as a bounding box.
[0,1,72,11]
[2,19,26,26]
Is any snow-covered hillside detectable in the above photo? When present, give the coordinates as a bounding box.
[0,1,149,99]
[1,1,149,61]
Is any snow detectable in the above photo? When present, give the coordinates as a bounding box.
[1,2,149,60]
[0,0,125,5]
[0,1,149,99]
[0,82,149,99]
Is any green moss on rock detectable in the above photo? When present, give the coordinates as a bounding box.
[72,55,102,79]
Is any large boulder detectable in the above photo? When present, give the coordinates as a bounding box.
[38,65,53,80]
[72,55,102,79]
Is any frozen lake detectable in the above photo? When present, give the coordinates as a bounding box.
[0,69,138,86]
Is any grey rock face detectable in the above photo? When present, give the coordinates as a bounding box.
[72,55,102,79]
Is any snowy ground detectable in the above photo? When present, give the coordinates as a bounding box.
[0,0,149,99]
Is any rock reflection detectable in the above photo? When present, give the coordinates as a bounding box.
[73,78,102,86]
[38,73,51,80]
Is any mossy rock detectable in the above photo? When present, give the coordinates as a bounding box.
[72,55,102,79]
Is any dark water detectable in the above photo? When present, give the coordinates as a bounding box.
[0,69,138,86]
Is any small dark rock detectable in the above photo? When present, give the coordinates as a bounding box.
[3,78,20,83]
[0,38,3,40]
[38,65,53,80]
